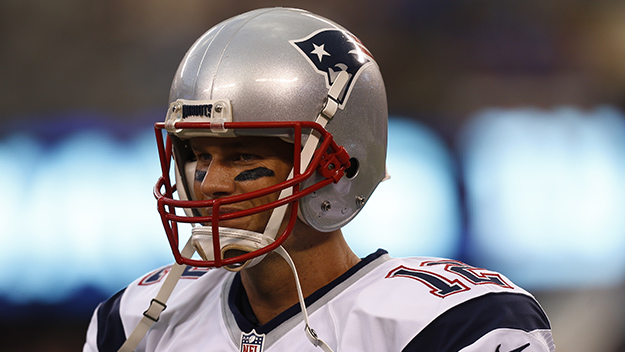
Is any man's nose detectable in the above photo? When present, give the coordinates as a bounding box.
[199,162,236,198]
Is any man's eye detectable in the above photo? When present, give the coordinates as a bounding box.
[195,153,212,162]
[238,153,257,161]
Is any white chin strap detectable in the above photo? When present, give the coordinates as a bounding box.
[275,246,335,352]
[190,226,275,270]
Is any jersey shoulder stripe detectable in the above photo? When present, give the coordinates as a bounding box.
[401,292,551,351]
[96,288,126,352]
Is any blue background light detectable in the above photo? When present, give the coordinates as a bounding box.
[460,107,625,289]
[0,127,171,304]
[4,108,625,307]
[344,118,461,259]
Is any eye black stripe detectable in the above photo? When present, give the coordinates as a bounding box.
[234,167,275,182]
[195,170,207,182]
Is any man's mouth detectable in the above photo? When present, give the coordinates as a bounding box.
[206,206,245,217]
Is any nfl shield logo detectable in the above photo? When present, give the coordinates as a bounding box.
[240,329,265,352]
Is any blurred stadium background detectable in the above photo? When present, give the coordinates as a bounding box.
[2,1,625,351]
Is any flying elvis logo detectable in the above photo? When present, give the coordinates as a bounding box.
[290,29,375,107]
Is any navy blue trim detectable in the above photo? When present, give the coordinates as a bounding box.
[229,249,389,333]
[230,276,260,331]
[401,292,551,352]
[96,288,127,352]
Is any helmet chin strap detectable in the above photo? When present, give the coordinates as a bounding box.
[274,245,335,352]
[190,226,278,271]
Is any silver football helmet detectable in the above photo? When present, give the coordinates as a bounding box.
[154,7,387,269]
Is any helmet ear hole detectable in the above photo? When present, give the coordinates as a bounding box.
[345,157,360,179]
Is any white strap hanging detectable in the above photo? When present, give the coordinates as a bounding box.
[117,239,195,352]
[274,246,335,352]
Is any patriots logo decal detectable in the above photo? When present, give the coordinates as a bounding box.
[291,29,375,107]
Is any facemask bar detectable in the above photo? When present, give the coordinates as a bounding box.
[154,120,351,268]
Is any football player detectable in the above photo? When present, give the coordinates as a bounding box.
[84,8,555,352]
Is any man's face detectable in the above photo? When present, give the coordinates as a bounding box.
[190,136,294,233]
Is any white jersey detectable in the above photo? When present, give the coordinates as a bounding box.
[84,250,555,351]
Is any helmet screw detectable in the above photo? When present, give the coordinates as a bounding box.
[321,201,331,212]
[356,196,366,207]
[214,104,223,113]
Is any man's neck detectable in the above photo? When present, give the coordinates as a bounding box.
[239,229,360,325]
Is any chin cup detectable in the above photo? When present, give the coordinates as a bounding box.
[190,226,274,271]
